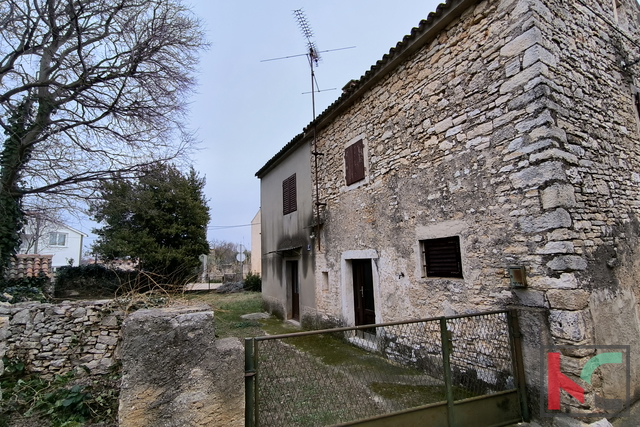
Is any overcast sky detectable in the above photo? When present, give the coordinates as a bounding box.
[179,0,443,252]
[72,0,640,254]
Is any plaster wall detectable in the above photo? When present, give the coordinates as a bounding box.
[259,140,316,323]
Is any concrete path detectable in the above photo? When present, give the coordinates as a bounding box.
[184,282,223,291]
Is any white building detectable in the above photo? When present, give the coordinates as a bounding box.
[20,222,87,269]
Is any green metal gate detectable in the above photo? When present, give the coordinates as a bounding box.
[245,310,529,426]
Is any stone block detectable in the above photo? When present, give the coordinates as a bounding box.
[519,208,572,232]
[119,304,244,427]
[549,310,588,341]
[510,161,566,189]
[499,62,548,94]
[71,307,86,318]
[500,27,543,58]
[536,241,574,254]
[546,289,590,310]
[11,309,31,325]
[530,148,578,164]
[97,334,118,346]
[513,289,548,307]
[547,255,587,272]
[541,184,577,209]
[523,44,557,68]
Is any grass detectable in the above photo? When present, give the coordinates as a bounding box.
[185,291,484,426]
[184,290,263,338]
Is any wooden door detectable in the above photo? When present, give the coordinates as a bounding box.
[287,260,300,321]
[352,259,375,326]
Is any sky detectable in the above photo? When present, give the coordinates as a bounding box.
[183,0,443,251]
[70,0,640,254]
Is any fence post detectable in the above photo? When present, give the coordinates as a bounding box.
[245,338,256,427]
[507,309,530,422]
[440,317,455,427]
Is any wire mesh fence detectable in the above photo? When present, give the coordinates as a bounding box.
[246,310,522,427]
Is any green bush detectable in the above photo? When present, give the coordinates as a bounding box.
[0,356,120,427]
[54,264,120,298]
[0,272,50,303]
[243,271,261,292]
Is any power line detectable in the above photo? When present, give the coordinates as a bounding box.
[207,223,258,230]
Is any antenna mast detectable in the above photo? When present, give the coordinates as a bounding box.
[292,9,326,250]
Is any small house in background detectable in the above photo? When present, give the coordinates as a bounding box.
[251,209,262,276]
[20,222,87,269]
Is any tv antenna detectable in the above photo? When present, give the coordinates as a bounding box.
[261,9,355,250]
[261,9,355,119]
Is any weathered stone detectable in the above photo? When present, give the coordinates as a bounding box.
[519,208,572,232]
[549,310,587,341]
[541,183,577,209]
[510,161,566,188]
[11,309,31,325]
[536,241,574,254]
[500,27,543,58]
[513,289,547,307]
[97,334,118,346]
[240,312,271,320]
[119,305,244,427]
[546,289,590,310]
[547,255,588,272]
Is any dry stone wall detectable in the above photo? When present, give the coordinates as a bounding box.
[0,300,123,379]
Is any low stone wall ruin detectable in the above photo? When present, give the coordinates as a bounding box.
[0,300,245,426]
[0,300,123,378]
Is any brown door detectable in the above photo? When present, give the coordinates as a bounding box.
[352,259,375,326]
[287,260,300,321]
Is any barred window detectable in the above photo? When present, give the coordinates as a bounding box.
[282,173,297,215]
[421,236,463,278]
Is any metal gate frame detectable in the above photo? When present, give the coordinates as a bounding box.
[245,309,529,427]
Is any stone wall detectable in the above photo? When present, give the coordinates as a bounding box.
[307,0,640,414]
[0,300,122,379]
[119,304,244,427]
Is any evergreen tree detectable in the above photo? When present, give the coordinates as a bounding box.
[91,164,210,287]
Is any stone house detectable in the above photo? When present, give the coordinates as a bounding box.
[257,0,640,414]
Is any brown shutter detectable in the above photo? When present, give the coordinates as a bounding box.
[345,140,365,186]
[282,173,297,215]
[423,237,462,278]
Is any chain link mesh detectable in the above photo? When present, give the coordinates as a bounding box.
[251,312,515,426]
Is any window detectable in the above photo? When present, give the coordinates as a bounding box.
[49,232,67,247]
[282,173,297,215]
[422,236,463,278]
[345,139,365,185]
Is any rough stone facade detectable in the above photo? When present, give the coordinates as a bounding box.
[0,300,122,379]
[258,0,640,418]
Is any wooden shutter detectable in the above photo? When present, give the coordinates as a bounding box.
[345,140,365,185]
[282,174,297,215]
[423,237,463,278]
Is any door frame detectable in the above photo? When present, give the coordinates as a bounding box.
[285,259,300,321]
[341,250,380,326]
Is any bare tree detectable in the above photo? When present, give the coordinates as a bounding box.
[0,0,206,268]
[20,207,63,254]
